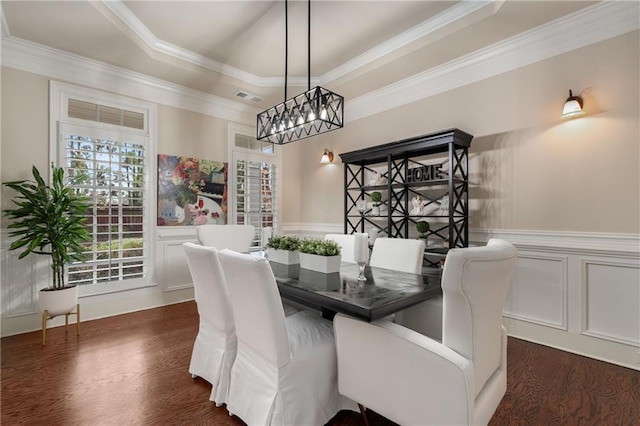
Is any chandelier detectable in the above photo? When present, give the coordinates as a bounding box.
[257,0,344,144]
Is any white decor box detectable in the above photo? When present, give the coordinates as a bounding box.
[267,248,300,265]
[299,253,341,274]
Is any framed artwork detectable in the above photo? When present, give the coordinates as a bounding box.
[157,155,228,226]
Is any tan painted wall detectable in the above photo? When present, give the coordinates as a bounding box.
[156,104,227,161]
[296,31,640,233]
[1,68,50,184]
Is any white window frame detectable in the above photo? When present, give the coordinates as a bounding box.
[227,122,282,235]
[50,81,157,296]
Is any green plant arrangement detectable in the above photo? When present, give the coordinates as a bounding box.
[3,163,91,290]
[370,191,382,206]
[416,221,430,239]
[298,238,341,257]
[266,235,301,251]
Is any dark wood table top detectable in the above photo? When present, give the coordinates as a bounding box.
[270,262,442,321]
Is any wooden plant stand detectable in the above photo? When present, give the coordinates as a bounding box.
[42,304,80,346]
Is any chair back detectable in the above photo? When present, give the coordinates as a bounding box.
[183,243,234,334]
[218,249,291,367]
[324,234,356,263]
[196,224,255,252]
[441,238,517,398]
[369,238,425,274]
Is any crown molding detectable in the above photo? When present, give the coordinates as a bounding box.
[2,1,637,125]
[97,0,503,88]
[1,36,259,125]
[320,0,503,84]
[347,0,640,122]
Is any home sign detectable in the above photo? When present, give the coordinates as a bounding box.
[406,163,444,183]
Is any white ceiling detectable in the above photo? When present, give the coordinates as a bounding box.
[1,1,600,109]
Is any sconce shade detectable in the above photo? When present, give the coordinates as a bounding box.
[321,148,334,163]
[562,89,584,118]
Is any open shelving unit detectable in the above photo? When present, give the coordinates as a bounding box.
[339,128,473,267]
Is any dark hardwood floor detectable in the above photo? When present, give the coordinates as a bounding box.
[2,301,638,425]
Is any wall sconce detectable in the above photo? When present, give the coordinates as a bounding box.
[561,89,584,118]
[320,148,334,163]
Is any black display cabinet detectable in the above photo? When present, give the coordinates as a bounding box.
[339,128,473,267]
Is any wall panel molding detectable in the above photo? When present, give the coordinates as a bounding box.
[503,252,568,330]
[580,258,640,347]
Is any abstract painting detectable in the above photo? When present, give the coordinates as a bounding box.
[157,155,228,226]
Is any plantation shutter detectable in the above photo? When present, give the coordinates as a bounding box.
[60,122,148,286]
[232,136,277,252]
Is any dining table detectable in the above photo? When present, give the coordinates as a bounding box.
[269,261,442,321]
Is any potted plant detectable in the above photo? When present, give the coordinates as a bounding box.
[3,164,91,317]
[416,221,430,241]
[266,235,301,265]
[370,191,382,216]
[298,238,341,273]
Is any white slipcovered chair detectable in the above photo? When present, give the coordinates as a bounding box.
[334,239,518,425]
[196,224,255,252]
[324,233,357,263]
[218,249,356,425]
[369,237,425,274]
[182,243,236,406]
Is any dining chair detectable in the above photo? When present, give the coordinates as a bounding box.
[182,242,236,406]
[218,249,357,425]
[334,239,518,425]
[196,224,255,253]
[368,237,425,274]
[324,233,357,263]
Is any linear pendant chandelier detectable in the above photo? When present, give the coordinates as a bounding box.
[257,0,344,144]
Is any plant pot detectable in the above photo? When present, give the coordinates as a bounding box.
[39,285,78,316]
[299,253,341,274]
[371,205,380,216]
[267,248,300,265]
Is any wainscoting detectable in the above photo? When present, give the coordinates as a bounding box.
[3,226,639,370]
[286,224,640,370]
[469,229,639,370]
[0,227,198,337]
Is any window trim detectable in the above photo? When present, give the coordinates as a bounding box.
[50,81,157,297]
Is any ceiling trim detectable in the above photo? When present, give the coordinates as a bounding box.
[97,0,502,88]
[346,0,640,123]
[320,0,504,85]
[0,36,260,125]
[2,1,637,127]
[93,0,291,87]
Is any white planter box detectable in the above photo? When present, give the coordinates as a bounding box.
[267,248,300,265]
[39,285,78,316]
[299,253,342,274]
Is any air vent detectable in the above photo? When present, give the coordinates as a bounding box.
[234,90,263,103]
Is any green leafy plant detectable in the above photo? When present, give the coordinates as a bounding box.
[370,191,382,206]
[266,235,301,251]
[416,221,430,238]
[3,163,91,290]
[298,238,341,256]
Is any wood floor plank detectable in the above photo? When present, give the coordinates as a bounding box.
[2,301,638,425]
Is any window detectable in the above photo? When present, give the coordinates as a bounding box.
[228,124,280,251]
[50,82,156,295]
